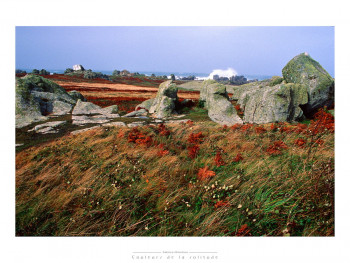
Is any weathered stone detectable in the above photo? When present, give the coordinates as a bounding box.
[282,52,334,116]
[101,105,119,114]
[68,90,87,102]
[51,101,73,115]
[127,122,145,127]
[102,122,126,127]
[72,99,103,115]
[16,75,77,128]
[32,90,76,105]
[200,81,243,125]
[16,78,47,128]
[72,115,110,125]
[122,109,147,117]
[149,80,178,118]
[135,98,155,111]
[238,83,308,123]
[73,64,85,71]
[28,121,67,134]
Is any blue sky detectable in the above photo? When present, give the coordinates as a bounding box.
[16,26,334,76]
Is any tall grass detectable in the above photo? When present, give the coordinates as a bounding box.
[16,109,334,236]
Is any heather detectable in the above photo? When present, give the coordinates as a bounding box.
[16,108,334,236]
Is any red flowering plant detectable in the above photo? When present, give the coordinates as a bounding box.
[214,200,230,209]
[157,143,170,157]
[295,138,307,147]
[187,132,205,159]
[127,127,152,147]
[235,224,251,236]
[233,153,243,163]
[214,150,226,166]
[188,145,200,159]
[158,124,171,137]
[255,126,267,134]
[266,140,288,155]
[197,166,216,181]
[231,123,242,131]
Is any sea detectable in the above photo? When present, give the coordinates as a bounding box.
[18,68,273,81]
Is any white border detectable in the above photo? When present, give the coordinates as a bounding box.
[2,1,350,262]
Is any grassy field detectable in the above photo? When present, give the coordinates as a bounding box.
[15,107,334,236]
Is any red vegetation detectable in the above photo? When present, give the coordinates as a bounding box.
[221,125,228,131]
[235,224,251,236]
[157,150,170,157]
[188,145,200,159]
[214,151,226,166]
[214,200,230,209]
[241,123,253,132]
[187,132,205,159]
[234,104,244,115]
[266,141,288,155]
[294,123,308,134]
[270,123,278,131]
[308,108,334,135]
[295,138,307,147]
[158,124,171,137]
[197,166,216,181]
[127,127,152,146]
[186,120,194,126]
[280,125,292,134]
[85,96,147,111]
[231,124,242,131]
[117,130,125,138]
[315,139,325,146]
[255,126,267,134]
[188,132,205,144]
[233,153,243,163]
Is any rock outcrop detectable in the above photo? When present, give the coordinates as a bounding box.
[72,99,104,115]
[122,109,148,118]
[68,90,87,102]
[282,52,334,116]
[28,121,67,134]
[238,83,308,124]
[149,80,179,118]
[200,80,243,125]
[71,100,120,125]
[135,98,155,111]
[73,65,85,71]
[16,74,79,128]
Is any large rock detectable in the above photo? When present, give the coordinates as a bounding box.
[16,78,47,128]
[238,83,308,124]
[135,98,155,111]
[72,99,104,115]
[72,115,110,125]
[200,80,243,125]
[28,121,67,134]
[51,101,74,116]
[282,52,334,116]
[101,105,119,115]
[73,64,85,71]
[122,109,147,117]
[16,74,77,128]
[149,80,178,118]
[68,90,87,102]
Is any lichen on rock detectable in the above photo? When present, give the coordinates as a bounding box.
[282,53,334,116]
[149,80,179,118]
[200,80,243,125]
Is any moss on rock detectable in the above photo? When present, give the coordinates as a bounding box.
[282,53,334,115]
